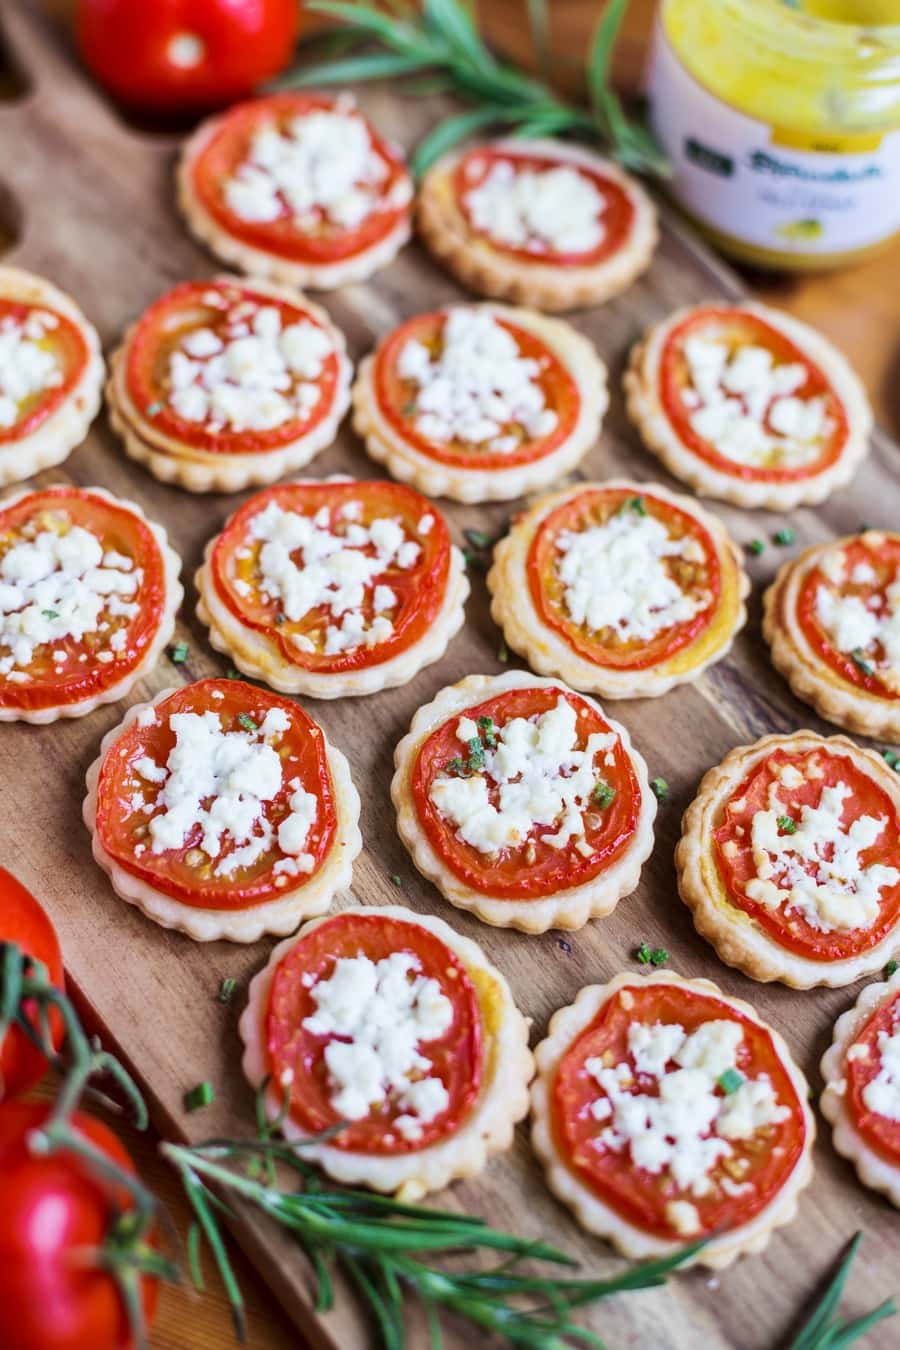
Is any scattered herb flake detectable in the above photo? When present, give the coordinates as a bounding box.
[852,648,875,677]
[718,1068,744,1095]
[463,528,492,550]
[882,749,900,771]
[237,713,257,732]
[650,777,669,803]
[217,977,236,1005]
[466,737,486,771]
[445,756,465,775]
[859,522,872,533]
[593,780,616,809]
[773,527,796,547]
[477,715,497,748]
[226,668,241,679]
[390,874,402,888]
[649,948,669,967]
[146,401,164,416]
[462,548,486,572]
[885,959,899,979]
[777,815,798,835]
[498,639,508,663]
[184,1081,215,1112]
[621,495,646,516]
[402,401,417,416]
[636,941,652,965]
[41,608,59,620]
[170,641,189,665]
[747,539,765,557]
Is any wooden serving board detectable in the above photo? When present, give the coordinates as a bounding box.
[2,4,899,1347]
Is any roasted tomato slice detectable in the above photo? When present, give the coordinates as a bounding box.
[844,988,900,1166]
[266,911,484,1153]
[0,300,90,444]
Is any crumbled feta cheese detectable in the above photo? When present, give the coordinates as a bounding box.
[815,566,900,690]
[862,1017,900,1122]
[463,156,605,255]
[0,309,64,429]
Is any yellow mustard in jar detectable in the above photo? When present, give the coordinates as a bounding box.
[646,0,900,268]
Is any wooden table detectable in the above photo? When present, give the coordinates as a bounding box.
[17,4,900,1348]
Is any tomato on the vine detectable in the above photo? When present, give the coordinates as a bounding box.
[0,1102,160,1350]
[0,869,64,1099]
[74,0,300,115]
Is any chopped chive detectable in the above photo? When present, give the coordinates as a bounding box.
[462,549,486,571]
[226,668,241,679]
[885,959,899,979]
[463,528,492,550]
[170,641,189,665]
[650,777,669,803]
[390,874,402,888]
[402,401,417,416]
[777,815,798,834]
[445,756,465,775]
[498,639,508,663]
[620,495,646,516]
[747,539,765,557]
[635,941,652,965]
[882,750,900,770]
[773,527,796,547]
[217,977,237,1005]
[852,648,875,677]
[146,401,164,416]
[859,522,873,533]
[41,608,59,620]
[649,948,669,967]
[477,715,497,748]
[718,1068,744,1095]
[184,1081,215,1112]
[593,780,616,808]
[237,713,257,732]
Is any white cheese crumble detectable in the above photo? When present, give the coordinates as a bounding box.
[555,506,709,642]
[302,951,453,1140]
[745,770,899,933]
[166,297,334,435]
[587,1017,790,1217]
[861,1017,900,1122]
[134,705,317,878]
[429,695,616,856]
[815,568,900,694]
[223,102,410,231]
[246,500,422,655]
[397,308,558,455]
[0,309,64,429]
[681,335,832,470]
[0,518,140,679]
[463,156,605,255]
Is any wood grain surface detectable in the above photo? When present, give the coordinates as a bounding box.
[3,3,900,1349]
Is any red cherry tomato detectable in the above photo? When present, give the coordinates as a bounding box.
[0,1101,159,1350]
[74,0,300,114]
[0,869,64,1099]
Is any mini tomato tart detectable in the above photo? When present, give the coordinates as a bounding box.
[677,732,900,988]
[352,303,607,503]
[0,486,182,724]
[106,276,351,493]
[531,971,814,1265]
[0,266,104,484]
[764,531,900,744]
[417,138,657,312]
[488,481,748,699]
[177,92,413,290]
[239,905,533,1199]
[820,968,900,1209]
[391,671,655,933]
[624,301,871,510]
[196,477,468,698]
[83,678,361,943]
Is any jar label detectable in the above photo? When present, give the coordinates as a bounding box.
[647,20,900,256]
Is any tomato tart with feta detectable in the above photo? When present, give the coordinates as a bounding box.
[624,301,871,510]
[417,138,657,312]
[677,732,900,988]
[488,480,748,698]
[240,905,533,1199]
[391,671,655,933]
[531,971,814,1265]
[0,267,104,485]
[106,276,352,493]
[196,476,467,698]
[178,92,413,290]
[0,485,181,724]
[821,967,900,1209]
[764,531,900,743]
[352,303,607,503]
[83,677,361,943]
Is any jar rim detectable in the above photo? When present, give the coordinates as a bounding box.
[711,0,900,56]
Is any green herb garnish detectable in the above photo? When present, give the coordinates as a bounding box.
[237,713,258,732]
[718,1068,744,1095]
[445,755,465,775]
[41,608,59,620]
[478,715,498,748]
[636,942,652,965]
[882,750,900,770]
[498,639,509,663]
[390,874,402,888]
[650,777,669,803]
[649,948,668,967]
[170,641,189,665]
[773,527,796,547]
[777,815,798,834]
[593,780,616,809]
[747,539,765,557]
[785,1233,895,1350]
[621,495,647,516]
[852,649,875,677]
[217,977,236,1005]
[280,0,668,178]
[884,959,899,979]
[146,401,164,416]
[226,667,241,679]
[464,528,492,550]
[467,736,486,771]
[184,1081,215,1113]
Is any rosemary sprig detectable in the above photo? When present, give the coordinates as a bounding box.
[163,1127,703,1347]
[786,1233,896,1350]
[277,0,667,177]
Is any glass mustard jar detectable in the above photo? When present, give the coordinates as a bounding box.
[646,0,900,269]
